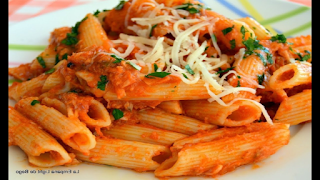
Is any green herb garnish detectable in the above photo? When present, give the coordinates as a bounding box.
[97,75,108,90]
[182,73,188,79]
[61,17,88,46]
[45,68,55,74]
[222,25,234,35]
[242,37,273,66]
[185,64,195,75]
[230,39,236,49]
[154,63,158,72]
[115,0,126,10]
[62,53,68,60]
[257,73,265,85]
[93,10,100,17]
[111,54,124,63]
[112,109,124,120]
[31,100,40,106]
[37,56,46,68]
[55,54,60,65]
[240,25,248,40]
[149,24,158,37]
[216,66,235,74]
[270,34,287,43]
[236,80,241,87]
[176,3,202,14]
[145,72,171,78]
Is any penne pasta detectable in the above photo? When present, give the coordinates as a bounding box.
[41,60,68,93]
[155,123,290,177]
[102,123,188,146]
[157,100,184,114]
[181,99,261,126]
[69,137,171,172]
[9,106,71,167]
[236,17,272,40]
[9,74,49,101]
[14,97,96,155]
[172,122,274,150]
[103,79,222,100]
[78,98,112,127]
[136,108,217,135]
[75,70,106,97]
[269,62,311,90]
[77,13,113,52]
[40,97,68,116]
[273,89,311,125]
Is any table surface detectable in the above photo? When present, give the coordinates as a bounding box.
[9,0,311,26]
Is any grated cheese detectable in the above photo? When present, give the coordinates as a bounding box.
[110,1,273,124]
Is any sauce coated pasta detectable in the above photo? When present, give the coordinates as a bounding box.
[8,0,311,178]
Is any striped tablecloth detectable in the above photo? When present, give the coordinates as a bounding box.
[8,0,311,26]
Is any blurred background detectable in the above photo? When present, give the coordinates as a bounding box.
[9,0,311,26]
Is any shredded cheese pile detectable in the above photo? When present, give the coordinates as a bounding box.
[110,0,273,124]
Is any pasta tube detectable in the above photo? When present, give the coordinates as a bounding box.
[76,13,113,52]
[69,137,171,172]
[156,100,184,114]
[236,17,272,40]
[273,89,311,125]
[14,97,96,155]
[173,122,274,150]
[9,74,49,101]
[103,79,221,100]
[9,106,71,167]
[78,98,111,127]
[155,123,290,177]
[181,99,261,126]
[136,108,217,135]
[102,123,188,146]
[269,62,311,90]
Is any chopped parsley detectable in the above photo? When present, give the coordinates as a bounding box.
[37,56,46,68]
[240,25,248,40]
[236,80,241,87]
[97,75,108,91]
[31,100,40,106]
[115,0,126,10]
[145,72,171,78]
[176,3,203,14]
[222,25,234,35]
[93,10,100,17]
[149,24,158,37]
[45,68,55,74]
[62,53,68,60]
[215,66,235,74]
[182,73,188,79]
[126,61,141,70]
[61,17,88,46]
[242,37,273,66]
[112,109,124,120]
[270,34,287,43]
[257,73,265,85]
[55,54,60,64]
[154,63,158,72]
[230,39,236,49]
[111,54,124,63]
[295,50,311,61]
[185,64,195,75]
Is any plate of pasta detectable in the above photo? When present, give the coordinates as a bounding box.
[8,0,311,180]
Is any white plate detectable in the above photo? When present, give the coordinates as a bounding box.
[9,0,311,180]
